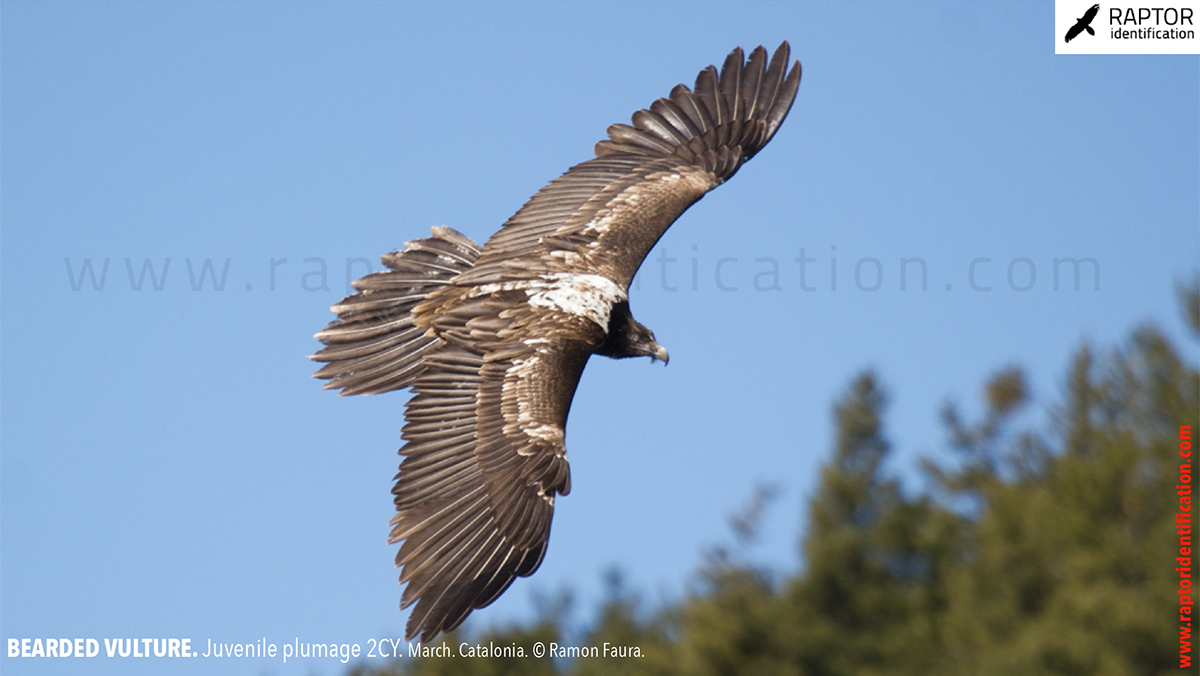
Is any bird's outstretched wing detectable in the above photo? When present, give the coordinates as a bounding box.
[455,41,801,290]
[391,297,597,641]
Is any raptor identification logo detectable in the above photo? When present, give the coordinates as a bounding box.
[1055,0,1200,53]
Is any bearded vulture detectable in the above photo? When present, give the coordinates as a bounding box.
[312,42,801,642]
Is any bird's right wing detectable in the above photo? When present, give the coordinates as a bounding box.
[455,42,801,290]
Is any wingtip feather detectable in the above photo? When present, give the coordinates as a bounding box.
[595,41,800,177]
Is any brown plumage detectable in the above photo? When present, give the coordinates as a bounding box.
[311,42,801,642]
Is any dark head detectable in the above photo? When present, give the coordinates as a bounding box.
[596,301,669,365]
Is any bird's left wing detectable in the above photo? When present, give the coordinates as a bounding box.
[389,294,598,642]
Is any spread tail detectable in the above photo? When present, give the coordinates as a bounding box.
[311,226,480,395]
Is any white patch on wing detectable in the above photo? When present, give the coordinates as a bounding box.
[526,273,626,331]
[547,250,586,267]
[467,280,534,297]
[506,355,537,428]
[581,171,701,238]
[503,354,567,451]
[524,424,563,444]
[582,190,641,238]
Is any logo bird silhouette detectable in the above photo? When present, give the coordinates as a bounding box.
[1065,4,1100,42]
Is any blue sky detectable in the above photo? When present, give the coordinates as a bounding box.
[2,1,1197,674]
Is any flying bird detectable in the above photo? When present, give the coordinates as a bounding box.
[312,42,801,642]
[1065,4,1100,42]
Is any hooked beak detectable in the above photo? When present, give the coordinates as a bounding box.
[650,343,669,366]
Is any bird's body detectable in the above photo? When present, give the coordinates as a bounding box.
[312,43,801,642]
